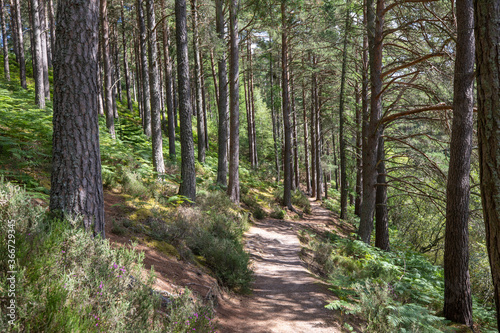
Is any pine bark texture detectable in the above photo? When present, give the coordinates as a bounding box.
[50,0,104,238]
[0,0,9,81]
[443,0,474,325]
[216,0,228,186]
[39,2,49,100]
[475,0,500,328]
[281,1,292,209]
[100,0,115,138]
[375,135,389,250]
[191,0,206,163]
[31,0,45,108]
[161,0,176,160]
[13,0,26,89]
[137,0,151,137]
[175,0,196,201]
[146,0,166,175]
[359,0,384,243]
[227,0,240,203]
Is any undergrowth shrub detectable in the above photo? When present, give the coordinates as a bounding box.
[308,233,498,332]
[0,180,216,332]
[148,192,253,292]
[274,188,311,214]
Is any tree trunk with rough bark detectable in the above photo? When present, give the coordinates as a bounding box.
[121,2,133,113]
[161,0,176,160]
[475,0,500,328]
[227,0,240,203]
[0,0,9,81]
[359,0,383,243]
[30,0,45,108]
[375,134,389,250]
[443,0,475,325]
[216,0,228,186]
[303,78,311,195]
[39,1,49,100]
[50,0,104,238]
[13,0,26,89]
[281,0,292,209]
[146,0,166,176]
[175,0,196,201]
[100,0,115,138]
[137,0,151,137]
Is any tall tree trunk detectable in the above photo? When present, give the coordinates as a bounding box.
[475,0,500,328]
[302,78,311,195]
[146,0,166,176]
[201,61,209,150]
[175,0,196,201]
[355,80,363,216]
[13,0,26,89]
[291,76,299,189]
[39,1,50,100]
[48,0,56,66]
[9,0,18,63]
[281,0,292,209]
[247,32,258,168]
[359,0,384,243]
[227,0,240,203]
[315,79,322,200]
[310,59,317,196]
[161,0,176,160]
[375,134,389,250]
[100,0,115,138]
[121,2,133,113]
[191,0,205,162]
[97,34,104,116]
[443,0,474,325]
[216,0,228,186]
[30,0,45,108]
[210,48,219,109]
[50,0,104,238]
[339,0,351,218]
[270,52,280,182]
[0,0,9,81]
[44,1,52,68]
[137,0,151,137]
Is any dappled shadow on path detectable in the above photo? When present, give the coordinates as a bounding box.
[216,200,350,333]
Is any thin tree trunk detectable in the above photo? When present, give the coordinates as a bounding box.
[13,0,25,89]
[50,0,104,237]
[39,0,49,100]
[282,0,292,209]
[121,2,133,113]
[216,0,228,186]
[475,0,500,327]
[443,0,474,324]
[161,0,176,160]
[375,134,389,250]
[48,0,55,67]
[190,0,205,162]
[302,77,311,195]
[227,0,240,203]
[315,79,322,200]
[44,1,52,68]
[100,0,115,138]
[0,0,10,81]
[146,0,166,175]
[137,0,151,137]
[355,80,363,216]
[30,0,45,108]
[175,0,196,201]
[201,61,209,150]
[311,58,317,196]
[97,34,104,116]
[9,0,18,63]
[339,0,351,218]
[210,48,219,110]
[270,52,280,182]
[291,76,299,190]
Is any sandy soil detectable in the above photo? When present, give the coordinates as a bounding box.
[216,200,345,333]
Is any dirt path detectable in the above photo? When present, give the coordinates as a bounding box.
[216,200,342,333]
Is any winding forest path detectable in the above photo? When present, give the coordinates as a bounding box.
[217,200,345,333]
